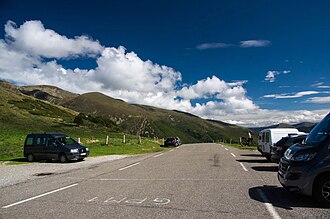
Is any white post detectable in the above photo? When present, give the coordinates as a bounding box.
[105,135,109,145]
[138,135,141,144]
[123,134,126,144]
[77,137,81,143]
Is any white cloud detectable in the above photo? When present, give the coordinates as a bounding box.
[264,70,291,82]
[5,20,103,58]
[0,20,327,128]
[306,96,330,103]
[240,40,271,48]
[196,43,233,50]
[311,82,330,89]
[263,91,319,99]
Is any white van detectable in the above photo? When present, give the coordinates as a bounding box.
[258,128,305,160]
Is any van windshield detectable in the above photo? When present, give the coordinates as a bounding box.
[56,136,76,145]
[305,114,330,146]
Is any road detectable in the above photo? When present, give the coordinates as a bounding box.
[0,143,329,218]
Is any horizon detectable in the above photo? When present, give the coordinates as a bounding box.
[0,1,329,127]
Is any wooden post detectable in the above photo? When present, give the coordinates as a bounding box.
[138,135,141,144]
[123,134,126,144]
[230,139,232,144]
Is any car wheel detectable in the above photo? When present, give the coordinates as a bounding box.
[313,174,330,207]
[27,154,34,162]
[59,153,67,163]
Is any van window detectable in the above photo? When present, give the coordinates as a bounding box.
[262,132,266,143]
[26,137,33,145]
[266,132,270,143]
[36,137,46,146]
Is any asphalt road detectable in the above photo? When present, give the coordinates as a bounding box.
[0,143,329,218]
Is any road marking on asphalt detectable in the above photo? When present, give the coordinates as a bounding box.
[257,189,282,219]
[225,148,229,151]
[239,162,248,171]
[154,153,164,158]
[230,153,236,158]
[2,183,78,209]
[88,197,98,202]
[119,162,140,171]
[88,178,263,181]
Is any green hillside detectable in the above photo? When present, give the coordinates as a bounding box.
[0,82,163,161]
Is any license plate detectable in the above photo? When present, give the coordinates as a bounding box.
[81,153,86,156]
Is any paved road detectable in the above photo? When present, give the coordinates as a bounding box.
[0,143,329,218]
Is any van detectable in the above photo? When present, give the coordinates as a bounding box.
[258,128,305,161]
[24,133,89,163]
[278,113,330,207]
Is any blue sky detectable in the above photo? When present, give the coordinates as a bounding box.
[0,0,329,126]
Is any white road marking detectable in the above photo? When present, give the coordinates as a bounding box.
[88,178,263,181]
[88,197,98,202]
[2,183,78,209]
[119,162,140,171]
[257,189,282,219]
[225,148,229,151]
[230,153,236,158]
[154,153,164,158]
[239,162,248,171]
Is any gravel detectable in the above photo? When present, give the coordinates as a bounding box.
[0,155,127,189]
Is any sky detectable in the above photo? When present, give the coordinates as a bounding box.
[0,0,329,127]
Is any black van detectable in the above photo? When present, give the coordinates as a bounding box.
[24,133,89,163]
[278,113,330,207]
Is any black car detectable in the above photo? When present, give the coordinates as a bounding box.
[164,137,180,147]
[278,113,330,207]
[24,133,89,163]
[271,134,307,163]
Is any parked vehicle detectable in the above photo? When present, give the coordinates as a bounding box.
[271,134,307,163]
[278,113,330,207]
[24,133,89,163]
[258,128,305,161]
[164,137,180,147]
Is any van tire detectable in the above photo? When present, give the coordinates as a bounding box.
[313,174,330,207]
[59,153,67,163]
[27,154,34,162]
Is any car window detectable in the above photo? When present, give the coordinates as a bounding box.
[25,137,33,146]
[36,136,46,146]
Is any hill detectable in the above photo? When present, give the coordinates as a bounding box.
[1,80,251,144]
[250,122,316,133]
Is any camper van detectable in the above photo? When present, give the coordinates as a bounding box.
[258,128,305,161]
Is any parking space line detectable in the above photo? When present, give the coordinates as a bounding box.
[257,189,281,219]
[239,162,248,171]
[230,153,236,158]
[2,183,78,209]
[225,148,229,151]
[154,153,164,158]
[119,162,140,171]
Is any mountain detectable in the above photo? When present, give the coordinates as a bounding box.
[0,80,250,144]
[250,122,316,133]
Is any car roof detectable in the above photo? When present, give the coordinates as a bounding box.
[28,133,68,138]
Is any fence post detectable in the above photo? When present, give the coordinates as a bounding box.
[77,137,81,144]
[105,135,109,145]
[123,134,126,144]
[138,135,141,144]
[230,139,232,144]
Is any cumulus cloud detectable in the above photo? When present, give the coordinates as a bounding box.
[264,70,291,82]
[0,20,327,127]
[4,20,103,58]
[240,40,271,48]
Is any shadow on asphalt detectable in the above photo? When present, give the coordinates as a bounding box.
[236,159,268,163]
[251,166,279,172]
[240,154,263,157]
[249,185,326,210]
[7,158,85,164]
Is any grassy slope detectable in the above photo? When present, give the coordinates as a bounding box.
[0,86,164,161]
[64,92,250,144]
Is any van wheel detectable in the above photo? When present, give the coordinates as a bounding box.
[59,154,67,163]
[27,154,34,162]
[313,174,330,207]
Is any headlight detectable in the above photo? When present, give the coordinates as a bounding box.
[290,153,316,161]
[86,148,89,151]
[70,149,79,153]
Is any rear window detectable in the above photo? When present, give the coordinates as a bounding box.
[25,137,33,145]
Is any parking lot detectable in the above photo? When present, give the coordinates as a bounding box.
[0,143,329,218]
